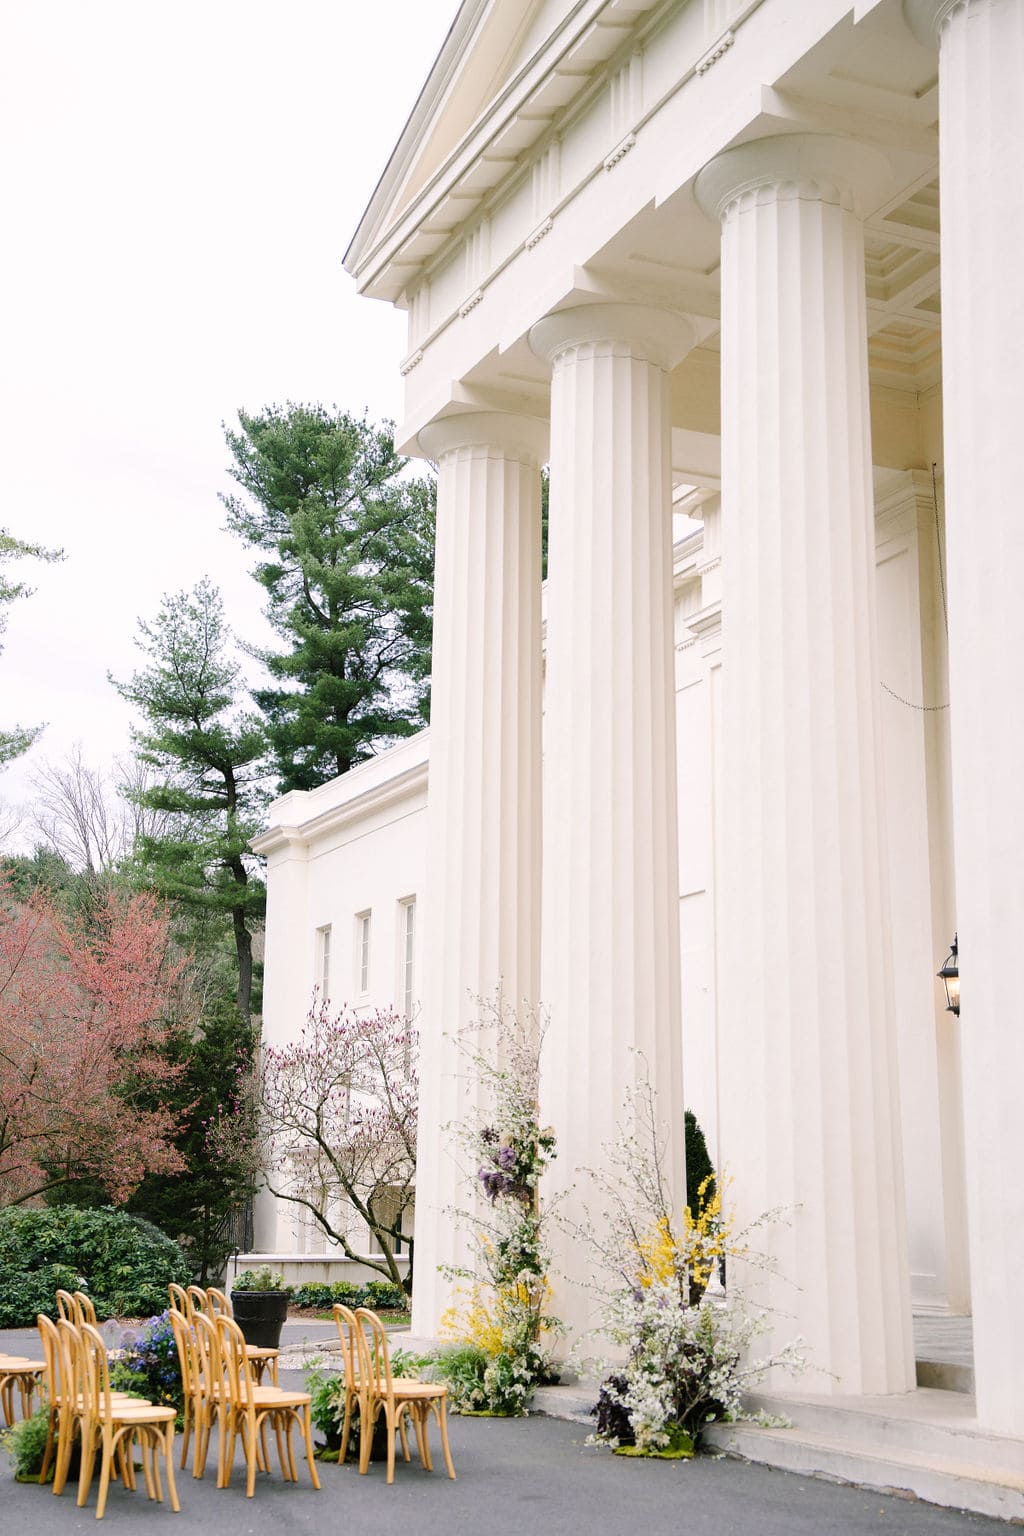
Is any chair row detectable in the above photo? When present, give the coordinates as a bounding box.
[167,1287,319,1499]
[37,1309,179,1520]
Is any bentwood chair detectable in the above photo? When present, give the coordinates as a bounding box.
[192,1286,279,1384]
[331,1303,409,1467]
[214,1315,320,1498]
[76,1322,180,1520]
[49,1318,137,1498]
[353,1307,455,1485]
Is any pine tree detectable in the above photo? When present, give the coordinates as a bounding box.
[112,579,267,1021]
[222,404,435,793]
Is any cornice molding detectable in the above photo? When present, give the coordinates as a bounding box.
[253,758,429,858]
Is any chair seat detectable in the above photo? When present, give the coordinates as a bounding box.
[104,1402,177,1425]
[385,1381,449,1400]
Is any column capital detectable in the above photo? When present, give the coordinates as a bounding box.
[416,410,548,465]
[528,301,698,373]
[694,133,891,224]
[903,0,966,48]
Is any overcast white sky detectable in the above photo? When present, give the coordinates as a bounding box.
[0,0,456,831]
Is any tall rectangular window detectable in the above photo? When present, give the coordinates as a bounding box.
[355,910,371,994]
[316,924,331,1001]
[400,898,416,1020]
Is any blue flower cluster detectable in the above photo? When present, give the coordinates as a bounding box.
[111,1310,184,1416]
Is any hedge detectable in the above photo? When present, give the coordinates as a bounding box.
[0,1206,189,1327]
[290,1279,407,1311]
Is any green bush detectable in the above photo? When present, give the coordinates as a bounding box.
[0,1207,188,1326]
[363,1280,406,1310]
[0,1406,54,1480]
[290,1279,406,1312]
[292,1283,336,1310]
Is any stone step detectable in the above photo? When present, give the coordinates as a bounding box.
[742,1388,1024,1478]
[531,1382,595,1425]
[702,1416,1024,1524]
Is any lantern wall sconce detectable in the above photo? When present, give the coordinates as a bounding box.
[938,933,960,1017]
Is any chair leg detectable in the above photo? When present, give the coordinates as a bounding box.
[437,1397,456,1480]
[245,1411,258,1499]
[164,1420,181,1512]
[358,1402,375,1475]
[415,1405,432,1471]
[386,1404,397,1486]
[301,1406,321,1491]
[39,1407,57,1485]
[339,1394,353,1464]
[78,1428,98,1508]
[95,1429,114,1520]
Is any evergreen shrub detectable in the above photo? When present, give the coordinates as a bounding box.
[0,1206,188,1326]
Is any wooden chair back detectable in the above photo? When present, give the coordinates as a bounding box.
[353,1307,393,1395]
[332,1303,360,1393]
[206,1287,231,1318]
[168,1282,191,1317]
[187,1284,212,1318]
[192,1309,224,1401]
[79,1322,117,1423]
[74,1291,97,1326]
[216,1315,255,1411]
[56,1317,86,1409]
[168,1306,197,1400]
[37,1313,63,1401]
[55,1289,76,1323]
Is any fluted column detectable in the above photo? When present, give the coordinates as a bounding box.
[411,411,546,1336]
[529,303,696,1332]
[695,135,915,1395]
[906,0,1024,1435]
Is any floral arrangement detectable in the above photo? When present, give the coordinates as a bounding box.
[436,997,560,1415]
[577,1078,803,1458]
[110,1311,185,1421]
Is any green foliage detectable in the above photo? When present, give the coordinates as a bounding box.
[0,1263,84,1329]
[290,1279,405,1311]
[0,527,64,766]
[231,1264,287,1292]
[429,1343,493,1413]
[112,578,267,1020]
[0,1207,188,1326]
[684,1108,716,1218]
[363,1280,406,1310]
[109,1312,184,1419]
[222,404,435,793]
[0,1405,53,1479]
[124,998,257,1284]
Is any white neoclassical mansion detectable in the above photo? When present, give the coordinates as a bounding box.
[250,0,1024,1501]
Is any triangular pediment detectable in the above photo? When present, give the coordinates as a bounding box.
[346,0,583,282]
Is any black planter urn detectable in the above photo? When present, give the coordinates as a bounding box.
[230,1289,289,1349]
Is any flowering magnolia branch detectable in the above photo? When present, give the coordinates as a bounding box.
[228,999,418,1290]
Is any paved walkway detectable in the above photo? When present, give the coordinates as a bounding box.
[0,1388,1005,1535]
